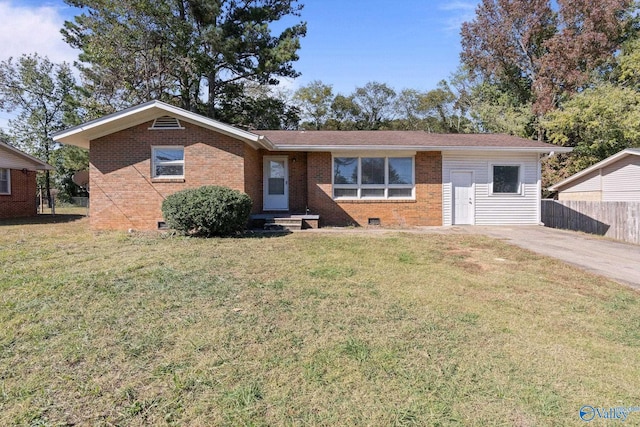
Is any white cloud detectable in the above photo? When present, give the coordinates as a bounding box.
[0,1,79,65]
[439,1,480,33]
[0,1,80,131]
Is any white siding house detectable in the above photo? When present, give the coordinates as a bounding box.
[0,142,48,171]
[549,149,640,201]
[443,151,542,225]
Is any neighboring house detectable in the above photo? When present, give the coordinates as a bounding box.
[0,141,53,219]
[52,101,569,230]
[548,148,640,201]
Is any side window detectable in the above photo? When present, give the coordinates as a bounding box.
[152,146,184,178]
[0,168,10,194]
[492,165,521,194]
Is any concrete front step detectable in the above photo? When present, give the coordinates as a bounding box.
[251,213,320,230]
[264,217,303,231]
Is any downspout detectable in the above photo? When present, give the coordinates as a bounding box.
[537,153,542,225]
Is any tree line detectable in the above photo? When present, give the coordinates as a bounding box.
[0,0,638,202]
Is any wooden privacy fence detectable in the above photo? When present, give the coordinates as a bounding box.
[541,200,640,245]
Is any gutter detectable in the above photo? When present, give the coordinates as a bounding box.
[270,145,573,153]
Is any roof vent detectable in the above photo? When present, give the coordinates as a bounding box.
[150,116,184,130]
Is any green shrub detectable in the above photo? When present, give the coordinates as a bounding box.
[162,186,252,237]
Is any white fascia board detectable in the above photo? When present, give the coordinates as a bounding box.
[440,146,573,153]
[271,144,571,153]
[548,148,639,191]
[271,145,426,152]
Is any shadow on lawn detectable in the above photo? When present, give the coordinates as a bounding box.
[240,229,293,239]
[0,214,86,226]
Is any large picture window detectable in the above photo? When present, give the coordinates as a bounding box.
[333,156,414,199]
[0,168,10,194]
[491,165,521,194]
[152,146,184,178]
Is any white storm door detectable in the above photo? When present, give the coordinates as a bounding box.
[263,157,289,211]
[452,171,474,225]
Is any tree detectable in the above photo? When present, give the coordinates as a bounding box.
[351,81,396,129]
[327,94,360,130]
[0,54,78,206]
[293,80,333,129]
[461,0,633,127]
[393,89,423,130]
[52,144,90,203]
[542,84,640,182]
[62,0,307,117]
[216,82,300,129]
[615,37,640,89]
[468,79,537,137]
[540,27,640,187]
[418,81,458,133]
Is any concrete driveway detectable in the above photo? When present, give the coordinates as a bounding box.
[460,226,640,289]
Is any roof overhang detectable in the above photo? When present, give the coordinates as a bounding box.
[267,144,573,153]
[52,100,274,151]
[0,142,53,170]
[548,148,639,192]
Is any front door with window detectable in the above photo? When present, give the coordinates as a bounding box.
[452,171,474,225]
[263,157,288,211]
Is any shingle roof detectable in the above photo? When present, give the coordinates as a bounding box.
[258,130,567,152]
[52,100,569,154]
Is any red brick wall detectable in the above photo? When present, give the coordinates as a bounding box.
[0,169,37,219]
[89,121,250,230]
[307,152,443,227]
[288,152,308,213]
[243,145,262,214]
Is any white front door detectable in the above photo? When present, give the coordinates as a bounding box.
[452,171,474,225]
[263,157,289,211]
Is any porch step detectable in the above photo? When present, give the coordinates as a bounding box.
[264,217,303,231]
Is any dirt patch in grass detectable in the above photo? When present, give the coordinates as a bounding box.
[1,223,639,425]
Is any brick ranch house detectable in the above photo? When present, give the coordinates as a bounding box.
[0,141,52,219]
[52,101,570,230]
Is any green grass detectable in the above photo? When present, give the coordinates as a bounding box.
[1,217,639,426]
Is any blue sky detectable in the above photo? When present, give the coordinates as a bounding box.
[288,0,478,94]
[0,0,479,127]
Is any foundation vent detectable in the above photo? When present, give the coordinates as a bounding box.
[368,218,381,226]
[150,116,184,130]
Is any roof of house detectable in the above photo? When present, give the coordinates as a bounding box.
[258,130,568,152]
[53,100,570,154]
[0,141,53,171]
[548,148,640,192]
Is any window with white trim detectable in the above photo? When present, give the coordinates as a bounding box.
[491,164,522,195]
[0,168,10,195]
[152,146,184,178]
[333,156,414,199]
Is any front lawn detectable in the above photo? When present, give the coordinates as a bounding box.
[1,218,639,426]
